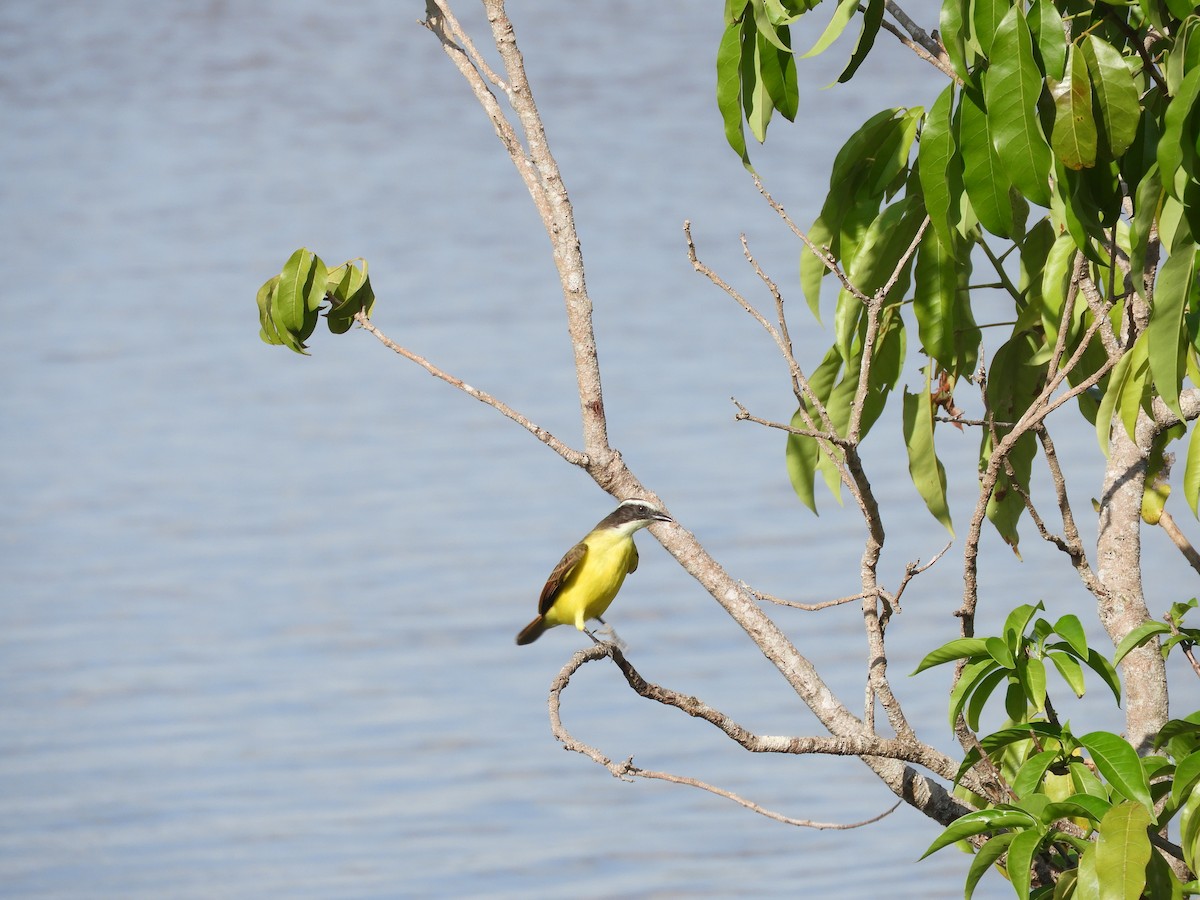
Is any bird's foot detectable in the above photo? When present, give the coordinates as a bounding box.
[590,621,627,651]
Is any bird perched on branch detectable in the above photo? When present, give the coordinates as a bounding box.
[515,498,673,645]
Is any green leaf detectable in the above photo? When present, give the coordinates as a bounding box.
[785,347,842,511]
[964,832,1013,900]
[741,20,772,143]
[965,666,1009,731]
[902,383,954,535]
[920,808,1037,859]
[1082,648,1123,705]
[1147,243,1196,420]
[1078,732,1154,813]
[716,21,751,168]
[1186,419,1200,517]
[1004,679,1028,722]
[1012,749,1060,799]
[912,637,990,674]
[274,248,317,335]
[985,6,1052,208]
[1004,602,1045,644]
[800,0,858,58]
[1094,801,1152,900]
[1047,649,1086,697]
[837,0,882,84]
[326,260,373,334]
[1081,35,1141,159]
[750,0,792,52]
[1173,751,1200,812]
[256,275,284,346]
[1183,778,1200,874]
[1077,840,1101,899]
[950,656,1001,728]
[913,228,959,365]
[1144,848,1184,900]
[800,216,833,321]
[271,248,326,355]
[1129,164,1163,283]
[1165,0,1200,20]
[1095,332,1148,455]
[845,197,923,300]
[1112,621,1170,666]
[1005,826,1044,899]
[786,405,820,512]
[1023,654,1048,714]
[1072,758,1109,799]
[1027,0,1065,81]
[971,0,1006,57]
[1050,44,1097,171]
[1053,614,1088,659]
[939,0,971,81]
[1044,793,1113,825]
[959,89,1017,238]
[757,27,798,121]
[918,83,962,258]
[1159,68,1200,204]
[986,635,1016,669]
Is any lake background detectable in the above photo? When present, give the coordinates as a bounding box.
[2,2,1195,897]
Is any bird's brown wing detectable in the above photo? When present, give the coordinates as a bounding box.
[627,541,639,574]
[538,542,588,615]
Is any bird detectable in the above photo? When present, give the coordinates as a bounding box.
[515,498,673,645]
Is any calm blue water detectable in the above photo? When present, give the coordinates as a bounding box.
[1,2,1192,897]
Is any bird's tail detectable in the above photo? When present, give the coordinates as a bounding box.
[515,616,547,645]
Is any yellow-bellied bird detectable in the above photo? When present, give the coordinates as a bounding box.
[515,498,673,645]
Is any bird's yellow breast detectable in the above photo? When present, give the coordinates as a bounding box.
[542,528,637,631]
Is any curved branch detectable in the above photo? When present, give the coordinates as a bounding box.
[549,643,972,786]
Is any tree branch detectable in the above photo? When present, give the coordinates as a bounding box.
[354,311,587,465]
[550,644,975,787]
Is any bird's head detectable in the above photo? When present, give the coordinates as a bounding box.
[603,498,673,534]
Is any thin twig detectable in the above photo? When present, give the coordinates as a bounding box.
[747,584,866,612]
[731,399,852,447]
[751,174,870,303]
[355,312,587,465]
[882,0,958,80]
[890,541,953,609]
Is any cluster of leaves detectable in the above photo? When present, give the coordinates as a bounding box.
[720,0,1200,543]
[915,603,1200,898]
[714,6,1200,891]
[257,249,375,354]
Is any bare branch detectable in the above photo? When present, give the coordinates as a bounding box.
[731,399,851,447]
[427,0,613,459]
[881,1,959,80]
[959,263,1118,634]
[549,644,971,785]
[747,584,866,612]
[626,766,903,830]
[1157,510,1200,576]
[889,541,953,609]
[1034,425,1108,597]
[354,312,587,465]
[750,174,870,303]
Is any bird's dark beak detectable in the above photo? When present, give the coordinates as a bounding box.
[653,512,674,524]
